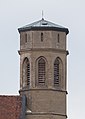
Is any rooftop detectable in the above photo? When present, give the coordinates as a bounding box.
[18,18,69,34]
[0,95,22,119]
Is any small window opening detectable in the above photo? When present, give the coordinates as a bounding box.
[54,58,60,85]
[25,33,27,43]
[41,33,43,42]
[42,22,48,25]
[58,34,60,43]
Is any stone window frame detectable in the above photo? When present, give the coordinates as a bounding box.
[22,57,30,88]
[54,57,63,87]
[35,56,47,86]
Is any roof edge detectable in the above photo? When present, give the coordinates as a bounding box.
[18,27,69,35]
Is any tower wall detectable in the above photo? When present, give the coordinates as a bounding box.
[20,31,66,50]
[26,114,66,119]
[20,50,67,90]
[18,20,69,119]
[20,90,66,114]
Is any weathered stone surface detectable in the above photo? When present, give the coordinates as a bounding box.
[19,21,69,119]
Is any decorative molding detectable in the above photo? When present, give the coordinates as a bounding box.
[26,111,67,118]
[19,88,67,94]
[18,48,68,55]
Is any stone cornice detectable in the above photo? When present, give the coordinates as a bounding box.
[19,88,68,94]
[18,48,69,56]
[26,111,67,118]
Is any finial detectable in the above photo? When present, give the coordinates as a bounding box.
[42,10,44,20]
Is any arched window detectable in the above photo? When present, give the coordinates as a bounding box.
[22,58,30,87]
[38,57,46,84]
[54,57,62,86]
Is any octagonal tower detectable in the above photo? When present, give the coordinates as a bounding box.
[18,18,69,119]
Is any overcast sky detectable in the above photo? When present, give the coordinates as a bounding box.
[0,0,85,119]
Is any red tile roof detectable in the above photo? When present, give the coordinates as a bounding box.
[0,95,22,119]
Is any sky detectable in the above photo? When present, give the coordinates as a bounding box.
[0,0,85,119]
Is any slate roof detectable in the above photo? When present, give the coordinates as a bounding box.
[0,95,22,119]
[18,18,69,34]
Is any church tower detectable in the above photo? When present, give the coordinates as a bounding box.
[18,18,69,119]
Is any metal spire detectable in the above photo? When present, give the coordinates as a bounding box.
[42,10,44,20]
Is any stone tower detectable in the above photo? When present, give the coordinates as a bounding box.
[18,18,69,119]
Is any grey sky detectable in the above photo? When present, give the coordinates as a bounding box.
[0,0,85,119]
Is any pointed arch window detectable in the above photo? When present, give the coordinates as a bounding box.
[54,57,62,86]
[38,57,46,84]
[23,58,30,87]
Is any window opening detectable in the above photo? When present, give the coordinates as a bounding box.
[27,63,30,85]
[25,33,27,43]
[54,58,60,85]
[41,33,43,42]
[38,58,45,84]
[23,58,30,87]
[58,34,60,43]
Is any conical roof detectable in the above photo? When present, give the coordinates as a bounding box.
[18,18,69,34]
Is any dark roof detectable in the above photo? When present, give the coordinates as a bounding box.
[0,95,22,119]
[18,18,69,34]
